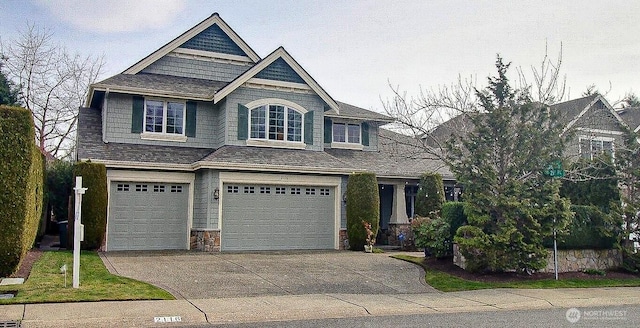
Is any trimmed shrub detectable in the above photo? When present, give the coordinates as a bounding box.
[346,172,379,251]
[413,216,451,258]
[442,202,467,238]
[544,205,620,249]
[415,173,445,217]
[0,105,44,276]
[72,161,107,250]
[413,202,468,257]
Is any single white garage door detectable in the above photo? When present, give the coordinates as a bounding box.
[221,184,335,251]
[108,182,189,251]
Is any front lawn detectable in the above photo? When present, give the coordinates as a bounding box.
[0,251,174,304]
[394,255,640,292]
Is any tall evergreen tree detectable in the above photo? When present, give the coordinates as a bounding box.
[0,63,19,106]
[449,56,573,273]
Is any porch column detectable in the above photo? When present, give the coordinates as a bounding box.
[389,183,409,224]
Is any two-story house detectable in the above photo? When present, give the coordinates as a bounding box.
[77,13,450,252]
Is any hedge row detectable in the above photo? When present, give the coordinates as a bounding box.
[0,105,43,277]
[346,172,380,251]
[544,205,619,250]
[70,161,108,250]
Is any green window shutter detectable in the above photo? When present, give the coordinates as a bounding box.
[362,122,370,146]
[324,117,332,143]
[131,96,144,133]
[237,103,248,140]
[186,101,197,137]
[304,111,314,145]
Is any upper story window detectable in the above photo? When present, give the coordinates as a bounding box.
[145,99,185,135]
[250,105,303,142]
[333,123,360,144]
[579,136,614,160]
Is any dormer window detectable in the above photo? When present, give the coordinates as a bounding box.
[333,123,360,144]
[250,105,303,142]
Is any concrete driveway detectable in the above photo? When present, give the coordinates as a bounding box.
[101,251,436,299]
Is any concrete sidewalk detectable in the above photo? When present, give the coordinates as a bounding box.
[2,287,639,327]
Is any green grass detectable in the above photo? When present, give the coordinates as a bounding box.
[0,251,174,304]
[393,255,640,292]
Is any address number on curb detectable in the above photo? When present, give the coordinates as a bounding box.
[154,316,182,323]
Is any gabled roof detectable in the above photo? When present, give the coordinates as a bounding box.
[560,94,627,134]
[123,13,260,75]
[325,101,393,122]
[213,47,340,112]
[91,73,228,101]
[428,94,628,142]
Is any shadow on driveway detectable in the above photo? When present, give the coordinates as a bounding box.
[100,250,437,299]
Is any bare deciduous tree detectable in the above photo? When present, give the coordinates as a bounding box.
[1,24,103,159]
[382,45,568,167]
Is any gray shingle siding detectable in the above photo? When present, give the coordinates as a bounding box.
[141,56,251,82]
[224,87,326,151]
[104,93,219,148]
[179,24,247,56]
[254,58,305,83]
[340,176,348,229]
[193,171,208,229]
[193,170,220,230]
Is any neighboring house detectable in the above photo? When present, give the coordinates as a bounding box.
[427,94,630,166]
[77,13,449,252]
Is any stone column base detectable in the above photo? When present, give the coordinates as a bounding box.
[388,223,415,250]
[190,229,220,252]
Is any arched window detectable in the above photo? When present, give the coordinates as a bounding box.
[250,104,303,142]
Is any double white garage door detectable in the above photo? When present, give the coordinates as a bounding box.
[107,179,336,251]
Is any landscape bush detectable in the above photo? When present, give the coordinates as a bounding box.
[346,172,379,251]
[413,202,468,257]
[415,173,445,217]
[72,161,107,250]
[0,105,44,276]
[544,205,620,250]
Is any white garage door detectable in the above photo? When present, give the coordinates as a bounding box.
[108,182,189,251]
[221,184,335,251]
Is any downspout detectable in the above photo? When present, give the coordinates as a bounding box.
[102,88,110,144]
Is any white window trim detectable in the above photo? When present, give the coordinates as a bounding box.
[331,122,363,148]
[142,98,186,138]
[579,135,615,160]
[246,99,306,145]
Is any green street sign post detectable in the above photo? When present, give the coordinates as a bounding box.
[545,160,564,280]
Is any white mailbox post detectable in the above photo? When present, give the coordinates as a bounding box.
[73,176,88,288]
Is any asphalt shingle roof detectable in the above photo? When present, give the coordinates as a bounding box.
[327,129,453,179]
[200,145,353,171]
[618,107,640,131]
[93,73,228,100]
[77,107,213,164]
[325,101,392,122]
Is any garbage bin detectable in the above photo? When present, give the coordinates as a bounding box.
[58,221,68,249]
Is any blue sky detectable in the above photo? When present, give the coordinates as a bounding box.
[1,0,639,112]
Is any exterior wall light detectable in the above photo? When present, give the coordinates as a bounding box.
[213,188,220,200]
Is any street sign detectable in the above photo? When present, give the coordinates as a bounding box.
[546,161,565,178]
